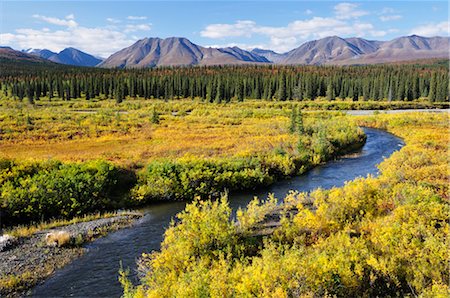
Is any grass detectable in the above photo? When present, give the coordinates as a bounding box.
[0,98,295,164]
[1,97,443,227]
[1,97,369,226]
[0,97,446,164]
[0,271,34,294]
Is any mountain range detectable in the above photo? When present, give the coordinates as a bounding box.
[2,35,449,67]
[98,35,449,68]
[252,35,449,65]
[0,47,50,63]
[98,37,269,68]
[23,47,102,67]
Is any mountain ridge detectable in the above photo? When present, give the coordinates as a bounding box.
[5,34,449,67]
[98,37,270,68]
[22,48,102,67]
[100,35,449,68]
[0,47,52,63]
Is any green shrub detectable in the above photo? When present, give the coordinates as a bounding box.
[0,159,123,225]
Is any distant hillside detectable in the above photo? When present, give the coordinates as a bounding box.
[0,47,51,63]
[48,48,102,66]
[5,34,450,68]
[250,48,287,63]
[99,37,269,68]
[23,48,56,59]
[278,35,449,65]
[280,36,382,65]
[336,35,450,65]
[100,35,449,67]
[23,48,102,67]
[218,46,269,63]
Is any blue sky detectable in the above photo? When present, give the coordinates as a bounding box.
[1,1,448,57]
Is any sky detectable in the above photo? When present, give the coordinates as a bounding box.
[1,1,448,57]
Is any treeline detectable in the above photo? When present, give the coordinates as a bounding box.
[0,62,448,103]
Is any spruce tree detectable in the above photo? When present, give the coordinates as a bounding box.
[428,73,437,102]
[115,84,123,104]
[352,87,359,102]
[289,106,297,133]
[326,80,335,101]
[278,73,287,101]
[296,107,304,134]
[235,79,244,102]
[151,107,160,124]
[206,81,213,103]
[215,79,223,103]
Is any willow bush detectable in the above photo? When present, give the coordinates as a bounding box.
[124,113,448,297]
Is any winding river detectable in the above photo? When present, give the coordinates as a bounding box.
[32,128,403,298]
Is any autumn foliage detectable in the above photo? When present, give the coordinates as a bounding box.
[123,112,449,297]
[0,99,365,226]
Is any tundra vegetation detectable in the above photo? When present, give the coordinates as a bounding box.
[0,98,366,226]
[121,112,449,297]
[0,97,367,296]
[0,61,448,296]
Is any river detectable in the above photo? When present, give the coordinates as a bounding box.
[32,127,403,297]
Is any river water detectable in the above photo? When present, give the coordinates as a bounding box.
[32,128,403,297]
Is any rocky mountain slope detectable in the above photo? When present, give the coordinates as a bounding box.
[99,37,269,68]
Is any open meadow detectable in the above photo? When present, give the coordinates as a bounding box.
[0,98,372,227]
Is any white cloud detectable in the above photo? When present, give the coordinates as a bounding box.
[201,20,256,38]
[305,9,313,15]
[124,23,152,33]
[334,3,368,20]
[106,17,121,24]
[409,21,450,36]
[32,14,78,28]
[1,14,140,57]
[201,16,385,52]
[369,30,387,37]
[127,16,147,20]
[380,15,402,22]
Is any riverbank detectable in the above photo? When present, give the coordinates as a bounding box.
[125,112,448,297]
[1,110,365,227]
[0,212,142,297]
[29,127,403,297]
[345,108,449,115]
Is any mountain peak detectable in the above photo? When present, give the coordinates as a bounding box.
[250,48,286,63]
[62,47,79,52]
[100,36,270,68]
[22,47,102,66]
[50,48,102,66]
[1,47,51,63]
[280,35,448,65]
[8,34,449,67]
